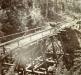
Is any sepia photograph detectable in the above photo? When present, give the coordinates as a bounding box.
[0,0,81,75]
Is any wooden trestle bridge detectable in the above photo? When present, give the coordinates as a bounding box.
[0,20,78,51]
[0,19,80,75]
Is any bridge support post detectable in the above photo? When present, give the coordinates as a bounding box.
[2,45,6,54]
[42,32,43,38]
[50,29,51,34]
[18,41,20,47]
[30,35,32,41]
[50,36,57,59]
[49,36,59,67]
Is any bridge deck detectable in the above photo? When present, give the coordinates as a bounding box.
[0,20,78,52]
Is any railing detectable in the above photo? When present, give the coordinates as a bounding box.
[0,25,48,42]
[0,23,63,48]
[0,20,67,42]
[0,20,78,48]
[0,27,53,47]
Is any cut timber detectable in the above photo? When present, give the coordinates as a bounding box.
[26,69,45,74]
[3,63,15,66]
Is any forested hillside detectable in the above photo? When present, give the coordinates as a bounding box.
[0,0,81,37]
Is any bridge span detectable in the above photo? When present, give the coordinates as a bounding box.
[0,20,79,53]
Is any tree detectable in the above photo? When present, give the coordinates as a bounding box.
[0,0,25,35]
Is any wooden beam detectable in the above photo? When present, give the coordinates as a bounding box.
[3,63,15,66]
